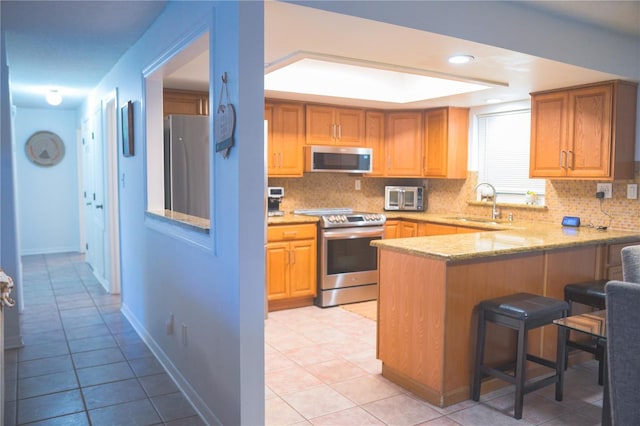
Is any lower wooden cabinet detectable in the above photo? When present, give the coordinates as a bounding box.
[385,220,480,238]
[266,224,317,311]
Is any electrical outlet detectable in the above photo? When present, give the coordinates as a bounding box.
[627,184,638,200]
[596,183,612,199]
[355,179,361,191]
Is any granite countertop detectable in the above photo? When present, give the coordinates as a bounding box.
[372,215,640,261]
[267,213,319,225]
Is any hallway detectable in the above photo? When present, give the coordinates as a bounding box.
[3,253,203,425]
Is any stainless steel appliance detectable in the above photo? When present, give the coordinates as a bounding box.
[384,185,425,211]
[164,114,210,218]
[267,186,285,217]
[304,146,373,173]
[294,208,385,307]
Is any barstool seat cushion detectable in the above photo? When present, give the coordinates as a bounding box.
[479,292,569,321]
[564,280,607,308]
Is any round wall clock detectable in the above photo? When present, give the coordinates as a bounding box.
[25,131,65,167]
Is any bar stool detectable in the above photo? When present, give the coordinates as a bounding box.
[471,293,569,420]
[564,279,607,385]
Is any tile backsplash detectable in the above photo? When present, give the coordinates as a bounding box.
[269,162,640,231]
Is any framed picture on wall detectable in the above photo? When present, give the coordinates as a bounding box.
[121,100,134,157]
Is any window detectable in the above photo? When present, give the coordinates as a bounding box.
[143,30,211,231]
[477,109,545,205]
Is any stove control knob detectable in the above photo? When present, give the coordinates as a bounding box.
[340,215,347,222]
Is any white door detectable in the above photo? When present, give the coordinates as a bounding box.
[91,107,107,287]
[81,117,96,268]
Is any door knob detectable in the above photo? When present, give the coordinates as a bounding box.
[0,269,16,309]
[96,204,104,209]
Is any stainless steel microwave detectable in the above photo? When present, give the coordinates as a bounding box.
[384,186,425,211]
[304,146,372,173]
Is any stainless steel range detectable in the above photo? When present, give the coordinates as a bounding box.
[294,208,386,307]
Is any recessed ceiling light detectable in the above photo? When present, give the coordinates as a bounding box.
[265,57,491,103]
[46,89,62,106]
[448,55,475,64]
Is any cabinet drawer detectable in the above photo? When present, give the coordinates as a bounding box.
[268,224,317,242]
[608,241,640,265]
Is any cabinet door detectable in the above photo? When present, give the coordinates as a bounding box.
[384,220,399,239]
[399,221,417,238]
[365,111,385,176]
[530,91,569,178]
[566,85,612,178]
[306,105,335,145]
[163,89,209,116]
[266,242,289,301]
[289,239,317,297]
[421,223,457,236]
[385,112,423,177]
[424,107,469,178]
[266,102,304,177]
[335,108,365,146]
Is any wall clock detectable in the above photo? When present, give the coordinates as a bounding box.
[25,131,65,167]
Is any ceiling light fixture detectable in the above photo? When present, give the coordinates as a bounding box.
[265,53,499,104]
[448,55,475,64]
[46,89,62,106]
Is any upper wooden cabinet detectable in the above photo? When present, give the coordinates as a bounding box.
[265,101,305,177]
[385,111,423,177]
[306,104,365,146]
[530,80,637,180]
[365,111,385,176]
[163,89,209,117]
[423,107,469,179]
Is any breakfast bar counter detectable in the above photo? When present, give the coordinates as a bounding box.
[371,221,640,408]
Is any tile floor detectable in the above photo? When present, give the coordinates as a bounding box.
[266,307,606,425]
[4,253,204,425]
[4,253,606,425]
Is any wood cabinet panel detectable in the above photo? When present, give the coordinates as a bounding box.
[163,89,209,117]
[265,101,305,177]
[365,111,385,176]
[530,80,637,180]
[384,220,399,239]
[423,107,469,178]
[419,222,457,236]
[385,112,423,177]
[266,224,317,310]
[306,104,365,146]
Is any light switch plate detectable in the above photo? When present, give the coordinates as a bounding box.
[627,184,638,200]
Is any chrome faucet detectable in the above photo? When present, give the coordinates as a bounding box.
[474,182,500,220]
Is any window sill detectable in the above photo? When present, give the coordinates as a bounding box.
[146,209,210,233]
[467,200,548,211]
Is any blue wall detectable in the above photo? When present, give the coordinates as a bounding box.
[14,107,80,255]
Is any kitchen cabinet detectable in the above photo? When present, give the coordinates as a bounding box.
[384,220,399,239]
[399,221,418,238]
[423,107,469,178]
[530,80,637,180]
[266,224,317,311]
[604,241,640,280]
[306,104,365,146]
[163,89,209,116]
[418,222,457,236]
[365,111,385,176]
[265,101,305,177]
[385,111,423,177]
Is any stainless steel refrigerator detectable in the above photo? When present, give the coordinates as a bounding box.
[164,114,210,218]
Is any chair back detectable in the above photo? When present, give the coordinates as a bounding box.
[621,245,640,284]
[605,280,640,424]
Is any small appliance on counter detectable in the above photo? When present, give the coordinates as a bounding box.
[267,187,285,217]
[384,185,425,211]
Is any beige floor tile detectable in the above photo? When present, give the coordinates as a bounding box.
[310,406,385,425]
[304,358,368,384]
[266,365,324,396]
[266,350,298,373]
[362,394,442,425]
[265,397,305,426]
[330,374,404,405]
[447,404,533,426]
[281,344,340,367]
[416,416,464,425]
[281,384,356,420]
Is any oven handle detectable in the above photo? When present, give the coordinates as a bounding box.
[322,226,385,240]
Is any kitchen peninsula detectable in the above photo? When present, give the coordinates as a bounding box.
[371,219,640,407]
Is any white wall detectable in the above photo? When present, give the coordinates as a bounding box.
[78,2,264,424]
[14,108,80,255]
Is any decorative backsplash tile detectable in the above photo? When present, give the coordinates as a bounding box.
[269,162,640,231]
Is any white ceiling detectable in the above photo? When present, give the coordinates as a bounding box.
[2,1,639,110]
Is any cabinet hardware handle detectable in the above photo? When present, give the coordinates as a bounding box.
[567,150,573,170]
[338,124,342,140]
[560,150,566,169]
[282,231,297,237]
[286,249,290,265]
[332,124,337,139]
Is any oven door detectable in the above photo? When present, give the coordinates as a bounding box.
[320,226,384,290]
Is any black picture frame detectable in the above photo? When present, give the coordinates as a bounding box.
[121,100,134,157]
